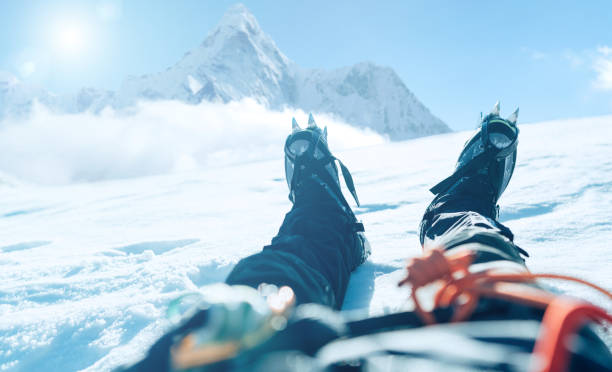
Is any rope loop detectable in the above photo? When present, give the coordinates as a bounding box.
[398,248,612,372]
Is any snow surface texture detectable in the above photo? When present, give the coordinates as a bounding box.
[0,114,611,371]
[0,4,449,140]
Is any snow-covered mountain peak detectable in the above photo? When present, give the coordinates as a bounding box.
[0,4,449,140]
[214,3,261,35]
[198,3,290,70]
[146,3,294,107]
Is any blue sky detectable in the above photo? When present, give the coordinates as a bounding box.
[1,0,611,130]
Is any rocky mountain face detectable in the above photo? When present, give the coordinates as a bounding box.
[294,63,450,138]
[0,4,449,140]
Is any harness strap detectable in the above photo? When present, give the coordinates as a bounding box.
[429,151,489,195]
[336,158,360,207]
[292,151,361,209]
[398,248,612,372]
[532,298,612,372]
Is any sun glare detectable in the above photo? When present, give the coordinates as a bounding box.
[54,22,87,55]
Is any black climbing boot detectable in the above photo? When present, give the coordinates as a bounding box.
[284,114,370,265]
[428,102,520,219]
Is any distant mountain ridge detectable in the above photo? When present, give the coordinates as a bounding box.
[0,4,450,140]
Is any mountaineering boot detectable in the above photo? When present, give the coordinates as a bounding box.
[428,102,520,219]
[285,114,371,265]
[285,114,354,209]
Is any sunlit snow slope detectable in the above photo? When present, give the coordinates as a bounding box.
[1,116,611,371]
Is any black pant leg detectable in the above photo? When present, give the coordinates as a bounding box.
[419,193,526,267]
[226,179,362,309]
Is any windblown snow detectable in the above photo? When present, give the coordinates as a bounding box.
[0,113,611,371]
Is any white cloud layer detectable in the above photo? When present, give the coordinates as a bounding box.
[593,45,612,91]
[0,99,386,185]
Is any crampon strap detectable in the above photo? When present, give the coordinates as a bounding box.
[398,248,612,372]
[291,150,361,209]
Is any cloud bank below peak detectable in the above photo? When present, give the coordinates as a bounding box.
[0,99,386,185]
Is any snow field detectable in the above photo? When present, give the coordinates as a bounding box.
[0,115,611,371]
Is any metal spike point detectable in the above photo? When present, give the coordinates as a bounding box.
[292,117,301,132]
[491,101,501,116]
[507,107,519,125]
[308,113,317,128]
[322,126,328,141]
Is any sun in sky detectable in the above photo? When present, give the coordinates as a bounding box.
[46,0,121,59]
[52,21,89,56]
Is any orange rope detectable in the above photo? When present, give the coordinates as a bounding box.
[397,249,475,325]
[398,248,612,372]
[532,298,612,372]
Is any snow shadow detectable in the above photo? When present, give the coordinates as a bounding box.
[115,239,200,255]
[2,207,47,218]
[562,180,612,199]
[187,261,234,288]
[342,261,398,311]
[499,202,560,222]
[500,180,612,223]
[0,240,51,252]
[355,201,413,215]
